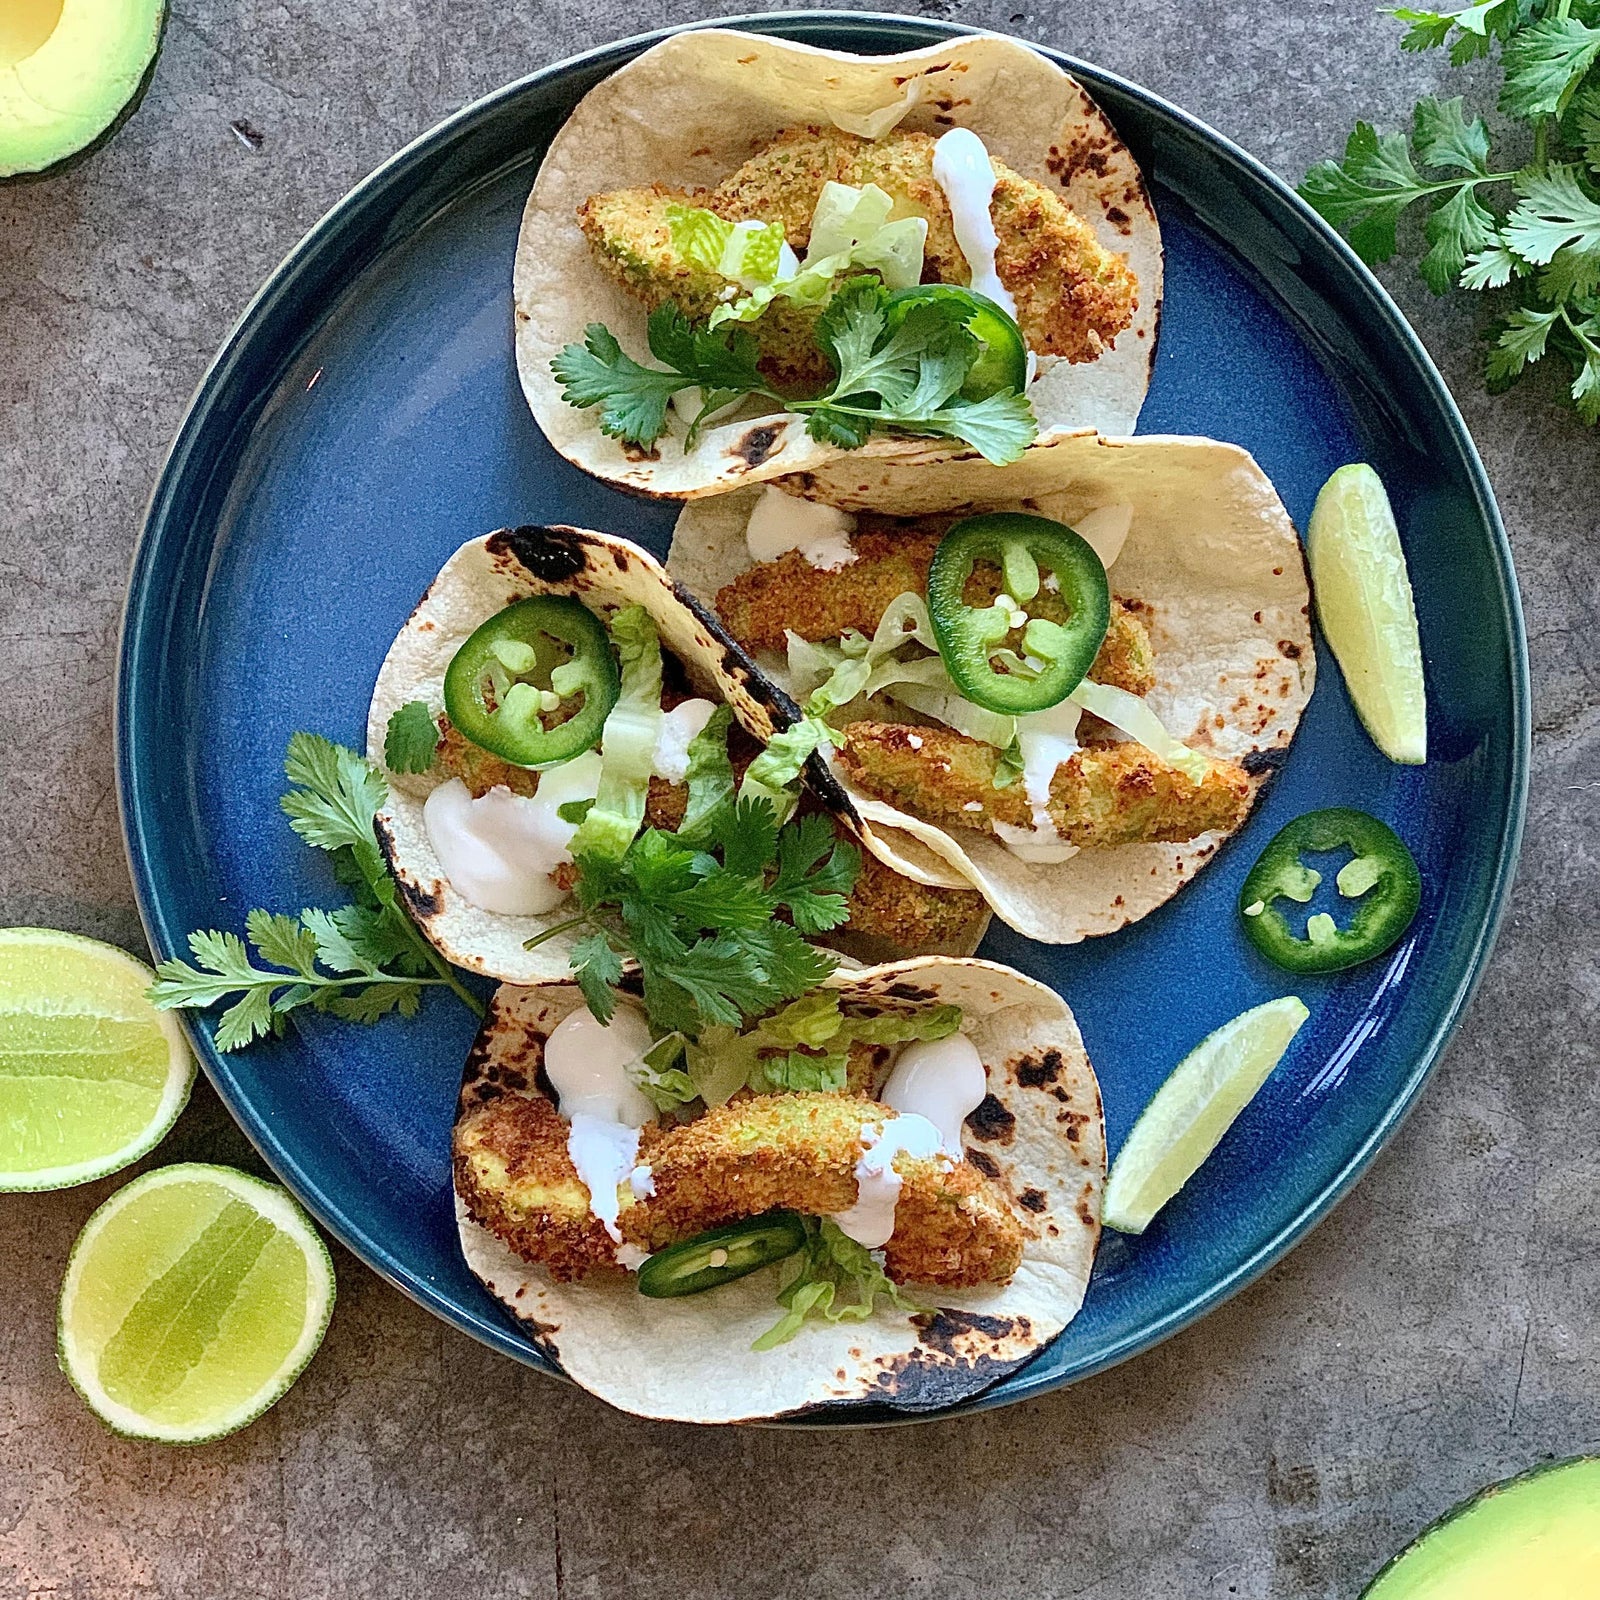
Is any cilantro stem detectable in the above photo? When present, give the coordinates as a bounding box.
[521,913,595,952]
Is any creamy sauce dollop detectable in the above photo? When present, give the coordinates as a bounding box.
[931,128,1018,322]
[881,1033,988,1150]
[422,751,602,915]
[745,486,858,570]
[830,1113,946,1250]
[543,1005,655,1245]
[651,698,717,784]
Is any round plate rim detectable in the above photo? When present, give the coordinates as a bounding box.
[115,9,1530,1424]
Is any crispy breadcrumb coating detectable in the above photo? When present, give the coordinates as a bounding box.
[708,127,1137,364]
[714,522,1155,695]
[578,127,1139,388]
[456,1089,1024,1288]
[837,721,1253,846]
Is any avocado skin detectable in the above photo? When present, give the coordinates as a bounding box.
[1361,1455,1600,1597]
[0,0,167,185]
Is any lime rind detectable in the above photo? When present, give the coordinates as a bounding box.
[1103,996,1310,1234]
[57,1163,336,1445]
[0,928,196,1192]
[1306,463,1427,765]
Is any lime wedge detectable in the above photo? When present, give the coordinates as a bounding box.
[1,928,195,1191]
[1103,996,1310,1234]
[58,1163,336,1443]
[1306,463,1427,764]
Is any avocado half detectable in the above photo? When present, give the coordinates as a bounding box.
[0,0,166,181]
[1363,1456,1600,1598]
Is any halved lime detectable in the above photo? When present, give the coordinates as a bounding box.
[1,928,195,1191]
[58,1163,336,1443]
[1306,463,1427,764]
[1103,996,1310,1234]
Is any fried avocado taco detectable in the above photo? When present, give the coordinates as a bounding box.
[517,28,1161,499]
[455,956,1104,1423]
[667,430,1315,943]
[366,525,991,985]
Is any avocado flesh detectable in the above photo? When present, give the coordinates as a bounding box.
[1364,1457,1600,1598]
[0,0,165,180]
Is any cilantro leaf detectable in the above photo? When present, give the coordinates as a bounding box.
[1301,122,1428,262]
[384,701,441,774]
[1486,303,1562,381]
[1503,165,1600,278]
[550,324,686,448]
[151,734,485,1049]
[645,303,768,395]
[1393,1,1521,65]
[1413,94,1493,174]
[803,404,874,450]
[1501,17,1600,119]
[570,931,624,1025]
[905,390,1038,466]
[281,733,388,857]
[244,909,319,978]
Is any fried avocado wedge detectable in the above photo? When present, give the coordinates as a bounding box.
[454,958,1105,1424]
[517,28,1160,498]
[669,431,1314,944]
[366,526,989,984]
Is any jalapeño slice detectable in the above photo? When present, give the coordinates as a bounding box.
[1238,807,1422,975]
[443,596,619,769]
[927,512,1110,715]
[635,1210,808,1299]
[883,285,1028,400]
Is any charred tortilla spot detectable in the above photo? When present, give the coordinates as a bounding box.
[1015,1049,1065,1088]
[966,1094,1016,1144]
[1278,639,1302,659]
[735,424,783,468]
[1076,1193,1097,1227]
[885,982,937,1002]
[485,525,589,583]
[967,1147,1002,1179]
[860,1309,1034,1410]
[1240,745,1290,777]
[1018,1187,1048,1213]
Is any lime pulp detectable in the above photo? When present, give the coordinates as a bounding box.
[58,1163,335,1444]
[1306,463,1427,765]
[0,928,195,1190]
[1103,996,1310,1234]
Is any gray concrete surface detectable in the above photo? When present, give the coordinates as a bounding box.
[2,2,1597,1595]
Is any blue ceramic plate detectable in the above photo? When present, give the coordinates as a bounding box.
[119,11,1527,1423]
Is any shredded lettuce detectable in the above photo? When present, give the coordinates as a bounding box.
[626,1033,699,1111]
[709,182,928,328]
[753,1217,923,1350]
[738,721,817,818]
[666,205,793,287]
[676,703,735,846]
[568,606,664,862]
[1068,679,1210,782]
[685,991,962,1105]
[886,681,1017,750]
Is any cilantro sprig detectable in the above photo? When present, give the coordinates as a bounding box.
[1301,5,1600,422]
[149,733,484,1049]
[530,798,860,1038]
[552,277,1036,464]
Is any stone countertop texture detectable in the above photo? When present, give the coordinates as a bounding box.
[2,2,1597,1596]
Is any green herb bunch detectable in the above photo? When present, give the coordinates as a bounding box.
[149,734,484,1049]
[552,276,1036,463]
[1300,0,1600,419]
